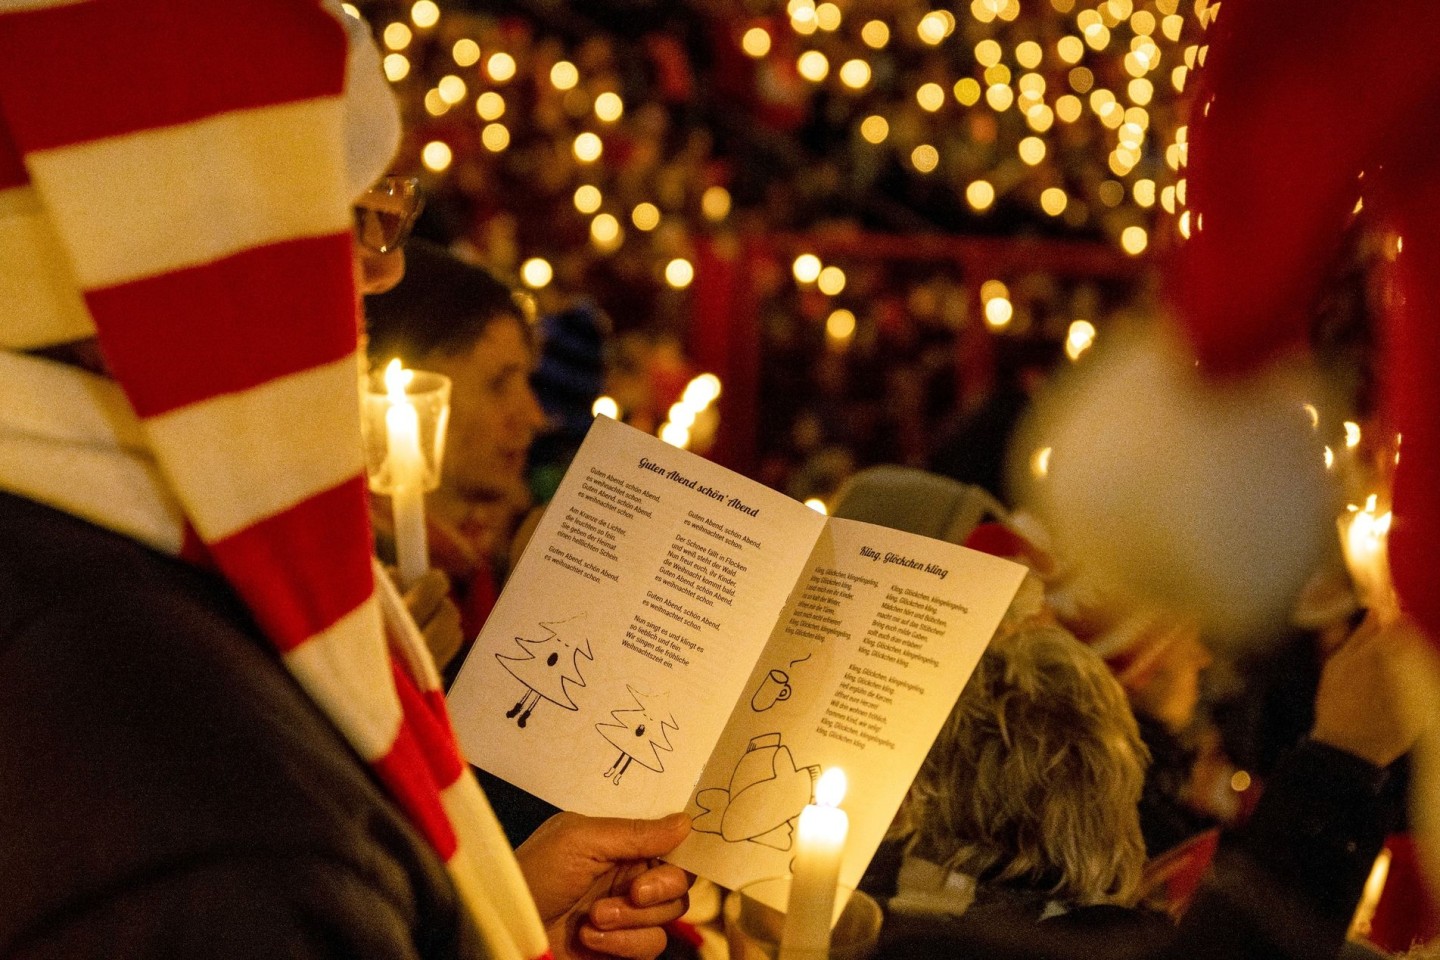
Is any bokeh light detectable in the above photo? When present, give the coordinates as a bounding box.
[520,257,553,288]
[793,253,823,284]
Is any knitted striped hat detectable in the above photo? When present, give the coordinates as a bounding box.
[0,4,546,957]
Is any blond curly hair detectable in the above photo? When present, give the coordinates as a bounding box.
[892,623,1150,908]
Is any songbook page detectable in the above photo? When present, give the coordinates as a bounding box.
[448,415,829,819]
[669,516,1026,900]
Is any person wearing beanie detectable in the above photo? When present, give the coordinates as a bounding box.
[528,300,611,506]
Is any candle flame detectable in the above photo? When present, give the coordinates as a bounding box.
[1349,847,1393,939]
[1344,495,1392,559]
[1343,420,1362,449]
[384,358,414,404]
[815,767,847,807]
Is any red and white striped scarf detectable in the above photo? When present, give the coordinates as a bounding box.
[0,4,548,957]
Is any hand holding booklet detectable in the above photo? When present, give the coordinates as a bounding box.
[448,416,1025,901]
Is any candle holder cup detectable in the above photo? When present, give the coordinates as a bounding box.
[724,877,882,960]
[361,369,451,494]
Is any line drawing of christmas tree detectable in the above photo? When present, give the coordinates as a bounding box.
[596,684,678,786]
[498,616,593,728]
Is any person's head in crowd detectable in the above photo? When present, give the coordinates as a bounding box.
[528,299,610,503]
[1087,606,1213,735]
[365,238,547,559]
[969,514,1216,736]
[894,623,1150,910]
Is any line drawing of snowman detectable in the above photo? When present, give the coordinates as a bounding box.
[596,684,678,786]
[497,616,593,728]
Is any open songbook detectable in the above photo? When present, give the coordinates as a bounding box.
[448,415,1025,896]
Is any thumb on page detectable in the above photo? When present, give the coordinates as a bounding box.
[586,812,693,864]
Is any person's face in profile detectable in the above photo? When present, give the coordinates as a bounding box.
[423,315,547,549]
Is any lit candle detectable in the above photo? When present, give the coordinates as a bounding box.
[779,767,848,960]
[1339,493,1397,625]
[1348,847,1392,940]
[384,358,429,588]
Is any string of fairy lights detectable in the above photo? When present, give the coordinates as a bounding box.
[347,0,1215,450]
[352,0,1211,268]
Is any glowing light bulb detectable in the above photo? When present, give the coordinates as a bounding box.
[591,213,623,251]
[984,297,1014,328]
[631,202,661,231]
[980,279,1009,302]
[954,78,982,106]
[918,12,948,44]
[437,74,467,104]
[574,184,603,214]
[594,91,623,122]
[383,54,411,82]
[1065,319,1096,359]
[742,26,772,57]
[520,257,553,288]
[861,20,889,48]
[452,38,479,66]
[410,0,439,28]
[481,122,510,151]
[793,253,822,284]
[423,89,449,116]
[476,91,505,120]
[665,258,695,289]
[684,374,722,406]
[797,50,829,81]
[986,83,1014,111]
[967,180,996,210]
[701,186,732,221]
[1121,225,1149,254]
[421,140,452,171]
[550,60,579,91]
[840,59,872,89]
[1344,421,1362,449]
[660,422,690,448]
[384,22,413,49]
[573,131,603,163]
[487,51,516,82]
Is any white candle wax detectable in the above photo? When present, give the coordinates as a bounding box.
[780,768,848,960]
[385,360,430,589]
